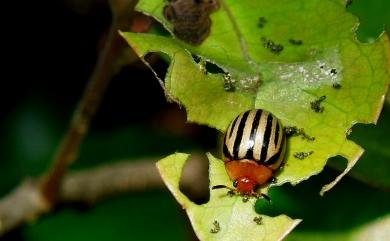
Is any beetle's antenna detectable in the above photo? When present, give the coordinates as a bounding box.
[250,191,271,202]
[212,185,234,191]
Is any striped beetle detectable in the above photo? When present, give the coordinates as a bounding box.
[213,109,286,200]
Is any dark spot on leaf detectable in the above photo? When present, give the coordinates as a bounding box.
[253,216,263,225]
[346,0,353,7]
[310,96,326,113]
[333,83,342,89]
[293,151,314,160]
[261,37,284,54]
[210,220,221,233]
[284,126,315,141]
[330,68,338,76]
[284,126,299,137]
[227,190,235,197]
[223,73,235,92]
[289,38,303,45]
[258,17,267,28]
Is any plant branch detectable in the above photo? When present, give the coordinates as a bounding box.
[39,2,133,204]
[0,154,208,236]
[40,26,117,204]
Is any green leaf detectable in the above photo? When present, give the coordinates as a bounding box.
[157,153,301,241]
[256,166,390,241]
[328,102,390,190]
[122,0,390,193]
[121,0,390,240]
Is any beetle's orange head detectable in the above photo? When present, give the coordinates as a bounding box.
[233,177,257,195]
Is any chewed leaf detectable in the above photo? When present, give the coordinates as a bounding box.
[122,0,390,193]
[157,153,301,241]
[121,0,390,240]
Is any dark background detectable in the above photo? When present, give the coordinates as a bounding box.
[0,0,389,240]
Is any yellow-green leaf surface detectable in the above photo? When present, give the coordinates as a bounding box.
[121,0,390,240]
[157,153,301,241]
[122,0,390,192]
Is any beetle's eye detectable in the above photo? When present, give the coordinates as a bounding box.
[233,180,238,187]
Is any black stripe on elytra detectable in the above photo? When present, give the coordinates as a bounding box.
[274,121,280,147]
[232,111,250,159]
[267,135,284,165]
[222,134,232,159]
[244,110,262,160]
[260,114,273,162]
[229,116,239,138]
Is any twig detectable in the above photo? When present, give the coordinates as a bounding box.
[0,179,50,236]
[0,155,208,235]
[40,3,129,204]
[60,154,207,203]
[0,0,188,236]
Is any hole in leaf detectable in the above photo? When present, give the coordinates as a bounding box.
[257,166,390,231]
[191,54,202,64]
[204,61,225,74]
[141,52,176,102]
[330,103,390,191]
[326,155,348,175]
[144,52,171,71]
[190,55,225,74]
[346,0,390,43]
[179,153,210,204]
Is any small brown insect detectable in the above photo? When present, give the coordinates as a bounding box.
[293,151,313,160]
[253,216,263,225]
[261,37,284,54]
[164,0,219,45]
[223,72,235,92]
[310,96,326,113]
[210,220,221,233]
[332,83,342,89]
[289,38,303,46]
[284,126,315,141]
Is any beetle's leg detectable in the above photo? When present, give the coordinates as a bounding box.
[251,191,271,202]
[261,193,272,202]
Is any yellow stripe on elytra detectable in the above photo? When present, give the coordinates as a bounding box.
[238,110,256,159]
[253,111,268,161]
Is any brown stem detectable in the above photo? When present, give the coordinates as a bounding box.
[39,0,149,206]
[0,155,207,236]
[40,19,123,205]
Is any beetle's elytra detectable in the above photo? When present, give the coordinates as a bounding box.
[213,109,286,199]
